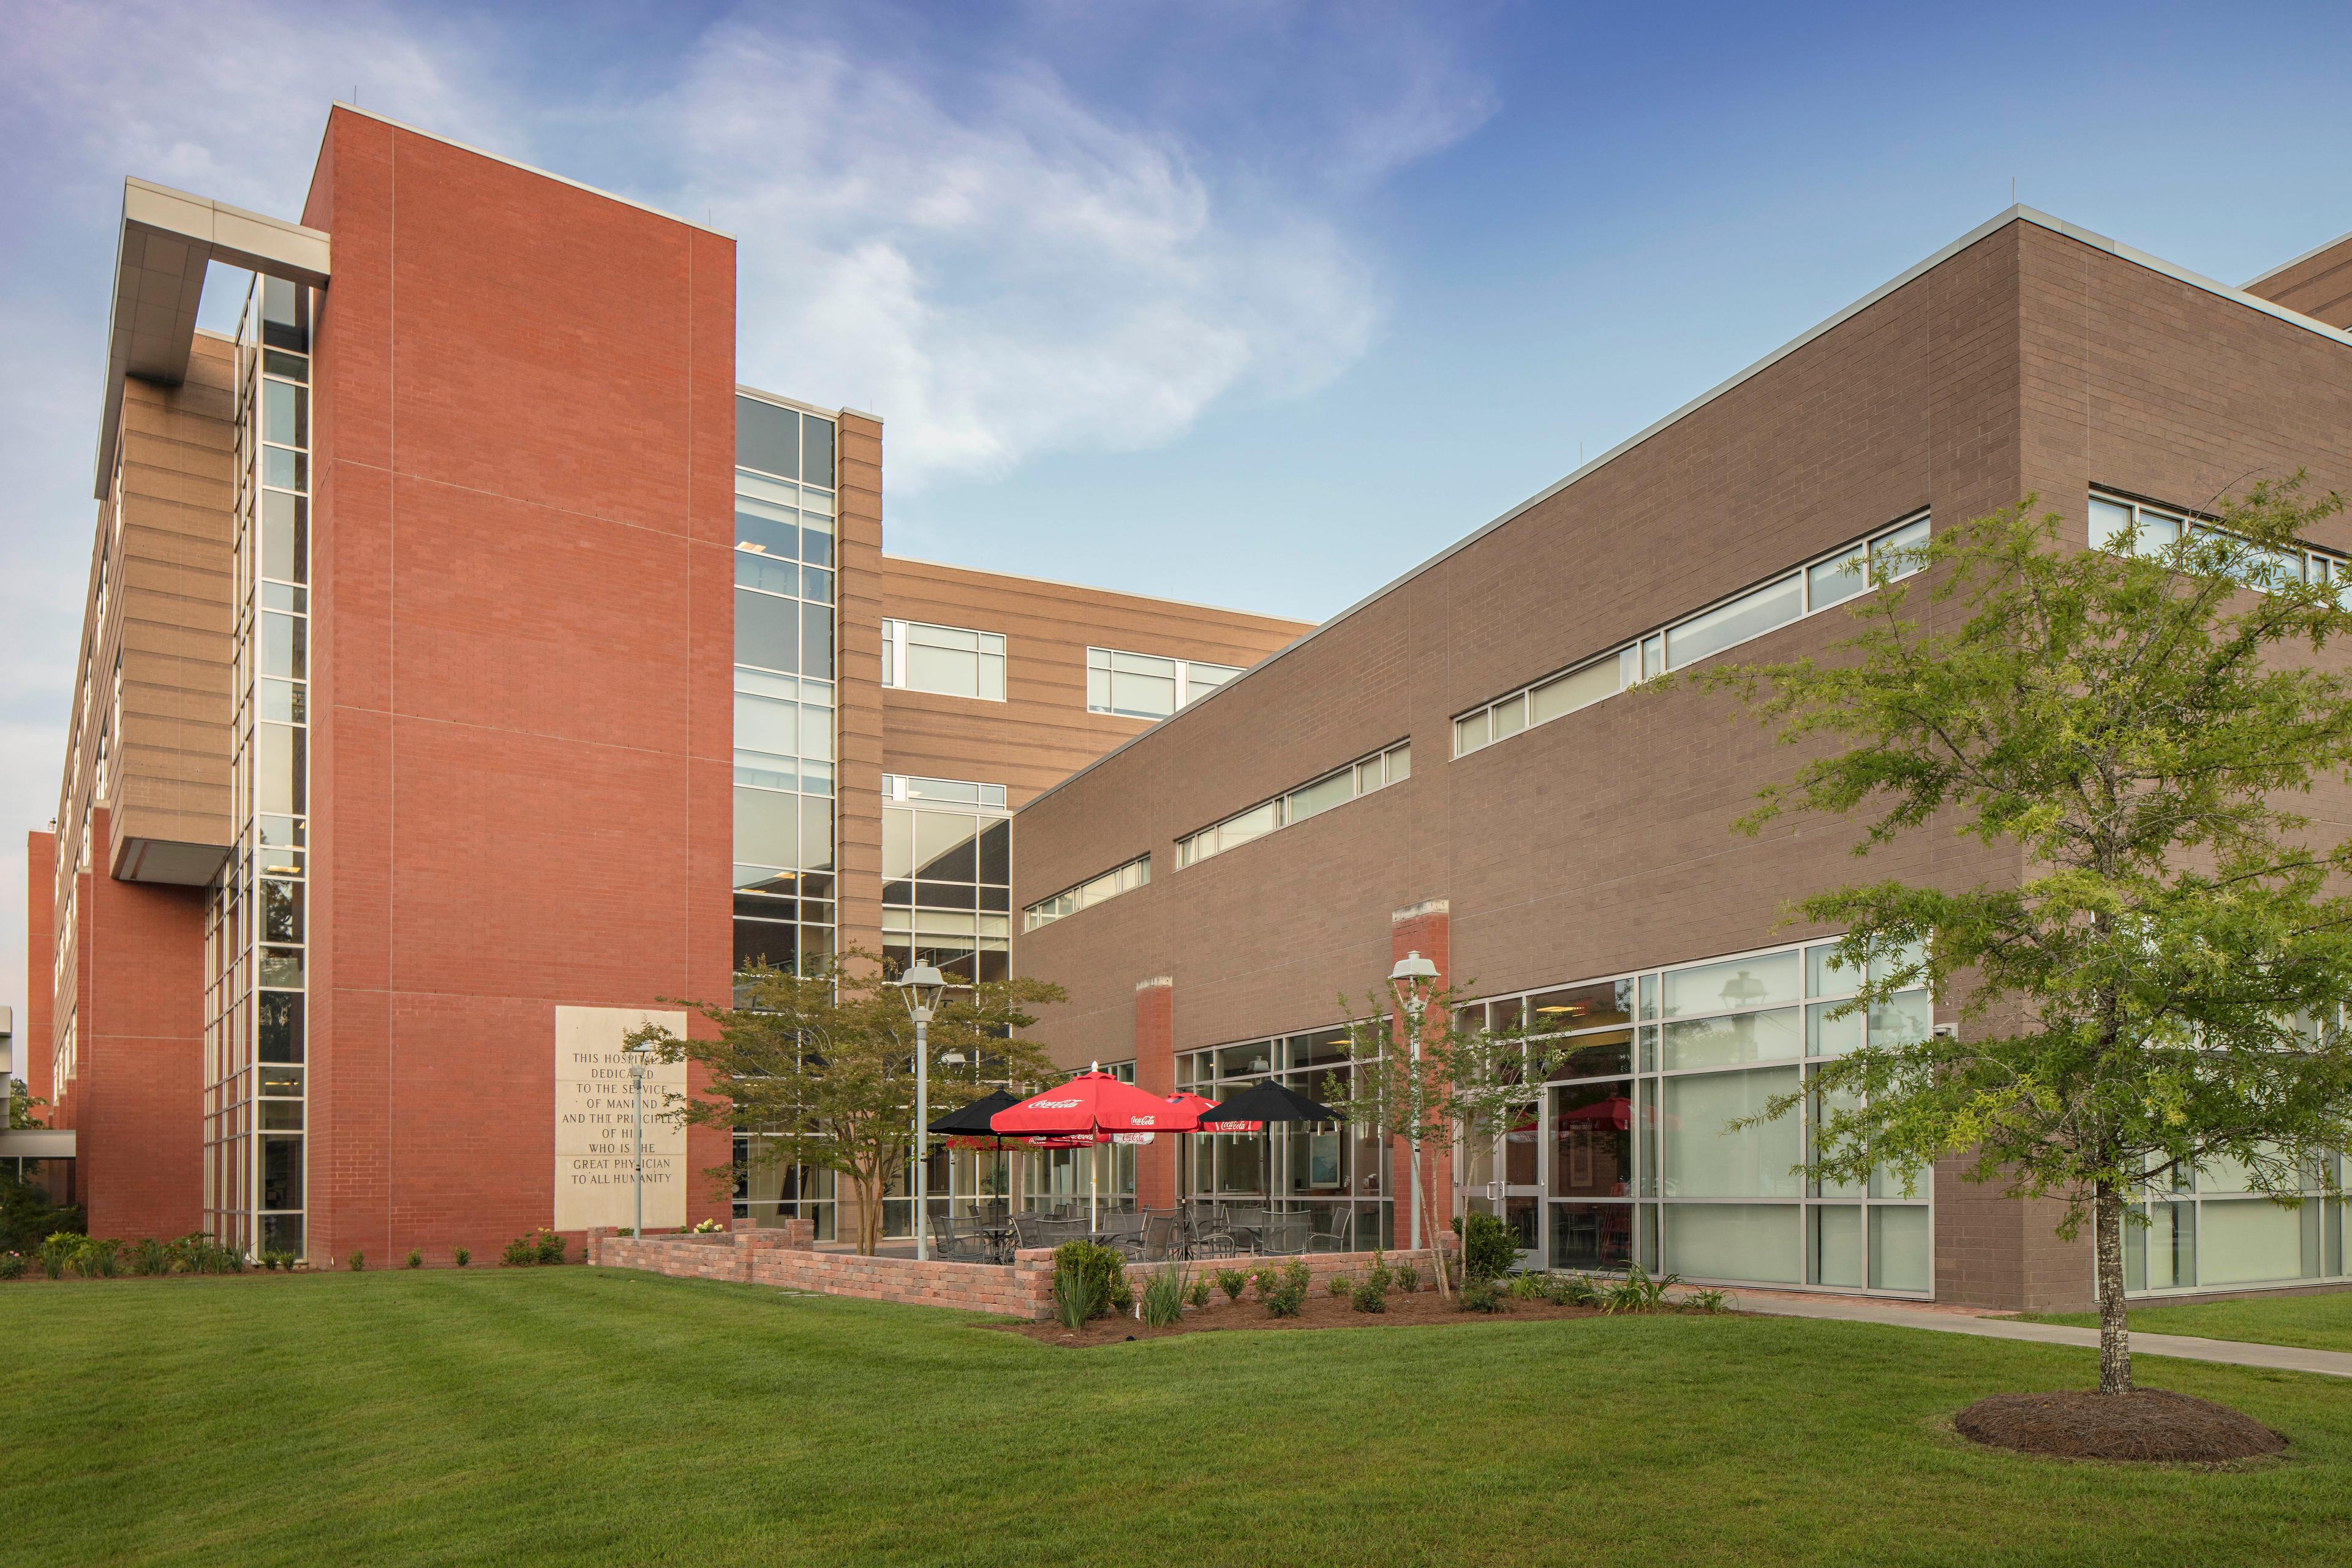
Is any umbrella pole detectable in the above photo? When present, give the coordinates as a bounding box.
[1090,1139,1099,1234]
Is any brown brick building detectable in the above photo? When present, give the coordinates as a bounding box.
[24,104,2352,1311]
[1011,213,2352,1313]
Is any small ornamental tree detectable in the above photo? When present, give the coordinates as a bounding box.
[1333,981,1564,1299]
[1686,479,2352,1396]
[631,951,1064,1256]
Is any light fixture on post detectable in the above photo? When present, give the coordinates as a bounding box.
[1389,950,1439,1252]
[894,962,949,1261]
[622,1036,657,1241]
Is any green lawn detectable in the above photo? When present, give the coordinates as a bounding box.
[2022,1289,2352,1355]
[3,1271,2349,1567]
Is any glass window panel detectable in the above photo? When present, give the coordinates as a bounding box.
[798,703,832,762]
[1285,768,1353,825]
[1806,942,1860,997]
[260,491,307,582]
[1666,575,1802,670]
[1869,989,1933,1049]
[1216,801,1279,851]
[1551,1028,1634,1081]
[1528,981,1633,1033]
[1869,518,1929,580]
[259,611,305,679]
[1087,668,1112,710]
[1662,951,1800,1017]
[737,398,799,480]
[2089,497,2136,554]
[260,879,303,944]
[1529,660,1616,725]
[260,1135,303,1210]
[802,415,835,490]
[1642,635,1664,679]
[262,445,304,491]
[1663,1006,1800,1069]
[2195,1197,2304,1285]
[1664,1202,1800,1284]
[258,677,304,724]
[801,567,834,605]
[734,918,797,973]
[1549,1202,1635,1272]
[1491,692,1527,738]
[262,379,304,447]
[800,519,834,570]
[735,589,799,674]
[979,821,1010,886]
[734,690,797,757]
[735,555,798,596]
[733,788,797,869]
[1662,1066,1801,1197]
[260,947,304,989]
[255,723,303,816]
[1806,1001,1861,1058]
[1868,1205,1932,1291]
[733,495,797,557]
[1108,666,1176,718]
[1809,1205,1863,1286]
[1185,663,1239,700]
[981,652,1006,703]
[907,643,980,696]
[258,992,303,1063]
[260,277,307,351]
[802,601,833,680]
[800,797,834,873]
[1807,549,1868,611]
[1552,1081,1634,1198]
[913,813,979,881]
[1455,710,1489,754]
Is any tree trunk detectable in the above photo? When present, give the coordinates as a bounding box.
[2094,1178,2132,1396]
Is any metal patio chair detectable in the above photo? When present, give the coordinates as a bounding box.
[1306,1207,1356,1253]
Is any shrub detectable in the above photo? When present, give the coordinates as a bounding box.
[1140,1264,1191,1329]
[1185,1277,1210,1309]
[1363,1250,1393,1295]
[501,1237,535,1267]
[1259,1259,1311,1319]
[1051,1241,1129,1321]
[260,1250,280,1272]
[1215,1268,1247,1303]
[533,1229,567,1265]
[262,1248,299,1272]
[1457,1280,1506,1313]
[1683,1286,1733,1314]
[453,1246,471,1268]
[405,1249,423,1270]
[347,1251,366,1273]
[1599,1263,1679,1315]
[1326,1273,1354,1298]
[1350,1275,1388,1313]
[1506,1273,1550,1302]
[1394,1263,1420,1295]
[0,1251,23,1280]
[129,1237,170,1276]
[167,1232,243,1275]
[1452,1212,1519,1283]
[72,1237,123,1278]
[1558,1273,1603,1307]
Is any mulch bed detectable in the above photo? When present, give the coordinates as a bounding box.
[997,1286,1616,1347]
[1954,1389,2287,1464]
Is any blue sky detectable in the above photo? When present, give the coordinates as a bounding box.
[2,0,2350,1028]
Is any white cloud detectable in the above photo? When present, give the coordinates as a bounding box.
[0,1,1495,1020]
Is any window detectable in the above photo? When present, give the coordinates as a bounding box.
[886,792,1014,979]
[881,619,1006,701]
[1454,512,1930,758]
[731,403,840,981]
[2090,490,2342,599]
[1085,647,1242,718]
[1177,740,1410,868]
[1466,935,1934,1294]
[1023,853,1150,932]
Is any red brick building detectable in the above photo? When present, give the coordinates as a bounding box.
[29,107,1300,1263]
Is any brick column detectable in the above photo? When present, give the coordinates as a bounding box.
[1389,900,1450,1253]
[1134,976,1176,1207]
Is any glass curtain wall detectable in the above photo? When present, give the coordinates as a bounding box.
[204,277,313,1259]
[1468,938,1936,1295]
[732,393,837,986]
[881,777,1012,985]
[1175,1035,1392,1248]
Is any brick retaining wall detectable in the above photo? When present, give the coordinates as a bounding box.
[587,1221,1452,1320]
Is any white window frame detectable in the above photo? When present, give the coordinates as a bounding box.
[1453,511,1930,759]
[1085,646,1244,719]
[1023,853,1152,932]
[1176,740,1411,869]
[881,617,1008,703]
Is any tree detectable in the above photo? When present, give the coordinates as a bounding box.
[8,1079,45,1131]
[1333,981,1562,1298]
[1686,479,2352,1395]
[633,951,1065,1255]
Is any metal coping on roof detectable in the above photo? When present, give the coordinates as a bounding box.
[1020,205,2352,816]
[2244,225,2352,291]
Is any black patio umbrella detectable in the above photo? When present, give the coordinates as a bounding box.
[927,1088,1022,1224]
[1198,1080,1345,1235]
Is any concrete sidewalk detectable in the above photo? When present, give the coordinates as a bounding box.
[1727,1289,2352,1379]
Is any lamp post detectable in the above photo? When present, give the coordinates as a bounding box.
[894,963,948,1261]
[1389,950,1438,1252]
[623,1037,655,1238]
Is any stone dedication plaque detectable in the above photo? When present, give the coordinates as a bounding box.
[553,1006,688,1232]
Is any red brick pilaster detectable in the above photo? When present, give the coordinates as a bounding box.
[1389,900,1450,1252]
[1134,976,1176,1207]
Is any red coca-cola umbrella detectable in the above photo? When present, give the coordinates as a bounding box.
[994,1066,1208,1230]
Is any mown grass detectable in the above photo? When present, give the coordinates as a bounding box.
[1,1268,2348,1567]
[2024,1288,2352,1355]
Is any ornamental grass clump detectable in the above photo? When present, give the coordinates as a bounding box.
[1051,1241,1130,1326]
[1598,1264,1678,1314]
[1140,1264,1191,1329]
[129,1237,170,1276]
